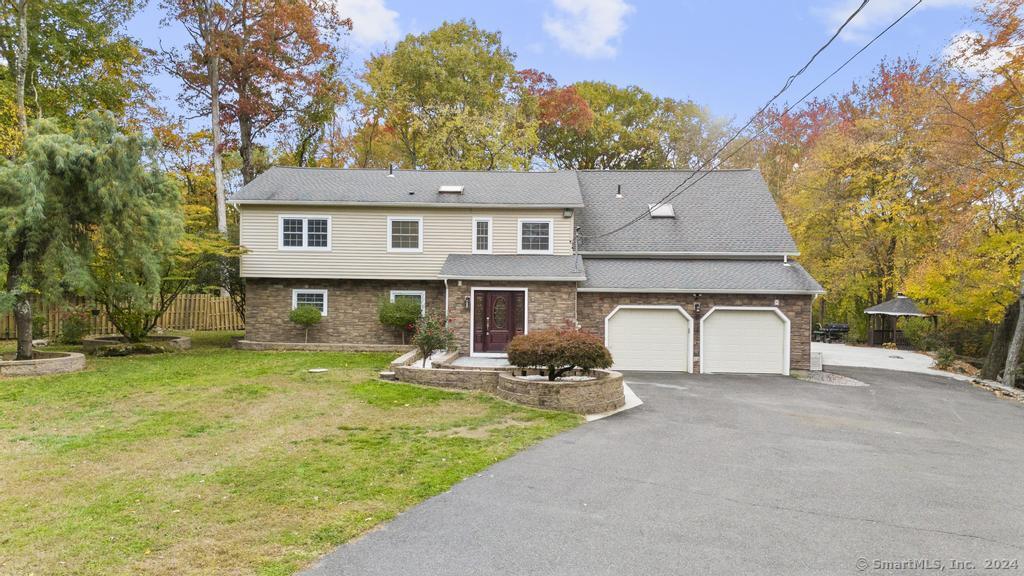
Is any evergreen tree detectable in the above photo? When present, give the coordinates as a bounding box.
[0,112,180,359]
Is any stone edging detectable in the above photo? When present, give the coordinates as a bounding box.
[0,351,87,377]
[82,334,192,354]
[236,340,412,353]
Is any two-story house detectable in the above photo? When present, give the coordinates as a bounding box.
[231,167,823,374]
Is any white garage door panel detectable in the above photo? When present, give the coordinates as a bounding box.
[703,310,787,374]
[607,308,690,372]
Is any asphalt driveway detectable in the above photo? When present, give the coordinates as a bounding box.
[303,368,1024,576]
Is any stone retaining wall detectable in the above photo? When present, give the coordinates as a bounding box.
[82,335,192,354]
[0,351,87,377]
[496,370,624,414]
[237,340,411,353]
[388,350,624,414]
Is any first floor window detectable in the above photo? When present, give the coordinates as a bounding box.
[390,290,426,315]
[388,217,422,252]
[519,219,552,253]
[292,289,328,315]
[280,216,330,250]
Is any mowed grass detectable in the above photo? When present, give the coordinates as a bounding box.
[0,333,580,575]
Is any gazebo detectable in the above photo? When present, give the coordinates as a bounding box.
[864,294,932,347]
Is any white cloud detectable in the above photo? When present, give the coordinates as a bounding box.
[543,0,634,59]
[819,0,972,42]
[943,29,1013,76]
[336,0,400,47]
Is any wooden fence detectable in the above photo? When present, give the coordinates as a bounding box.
[0,294,244,340]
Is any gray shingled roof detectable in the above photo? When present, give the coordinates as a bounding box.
[575,170,799,254]
[864,295,927,316]
[580,258,823,294]
[440,254,586,281]
[231,167,584,207]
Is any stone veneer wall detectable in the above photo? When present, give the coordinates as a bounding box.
[245,278,444,345]
[444,281,577,354]
[576,292,813,371]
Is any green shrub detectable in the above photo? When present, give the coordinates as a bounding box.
[289,305,323,343]
[31,314,47,339]
[507,328,613,381]
[411,314,456,367]
[60,312,90,344]
[899,317,936,351]
[378,297,422,344]
[934,347,957,371]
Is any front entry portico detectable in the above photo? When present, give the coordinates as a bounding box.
[472,289,526,355]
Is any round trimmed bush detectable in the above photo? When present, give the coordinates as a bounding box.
[507,328,613,381]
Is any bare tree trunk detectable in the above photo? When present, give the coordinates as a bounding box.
[5,244,32,360]
[13,0,28,133]
[1003,269,1024,388]
[200,0,228,238]
[983,300,1017,381]
[210,56,227,237]
[238,114,254,184]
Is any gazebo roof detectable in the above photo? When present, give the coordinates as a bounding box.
[864,295,928,317]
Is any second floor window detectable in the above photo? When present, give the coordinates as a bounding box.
[518,219,552,254]
[388,217,422,252]
[280,216,330,250]
[473,217,491,254]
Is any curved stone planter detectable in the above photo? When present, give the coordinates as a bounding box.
[0,351,87,377]
[82,334,192,354]
[496,370,625,414]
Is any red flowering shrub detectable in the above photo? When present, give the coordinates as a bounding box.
[506,328,612,381]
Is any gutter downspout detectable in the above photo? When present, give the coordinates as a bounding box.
[443,279,449,323]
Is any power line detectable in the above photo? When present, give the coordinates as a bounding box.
[582,0,921,243]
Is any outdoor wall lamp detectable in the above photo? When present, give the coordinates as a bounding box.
[464,296,471,310]
[694,302,701,313]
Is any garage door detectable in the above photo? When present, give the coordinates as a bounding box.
[606,307,691,372]
[701,308,788,374]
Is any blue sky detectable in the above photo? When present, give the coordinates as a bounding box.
[131,0,977,124]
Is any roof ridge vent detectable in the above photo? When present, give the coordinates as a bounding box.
[438,185,464,194]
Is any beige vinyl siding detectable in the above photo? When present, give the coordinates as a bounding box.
[239,205,575,279]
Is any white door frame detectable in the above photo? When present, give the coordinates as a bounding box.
[469,286,529,358]
[604,304,694,373]
[699,306,791,375]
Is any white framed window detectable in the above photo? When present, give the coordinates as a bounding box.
[292,289,328,316]
[279,215,331,251]
[390,290,426,315]
[472,217,492,254]
[387,216,423,253]
[517,218,553,254]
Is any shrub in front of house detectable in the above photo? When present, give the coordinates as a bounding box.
[378,297,422,344]
[507,328,613,381]
[289,305,323,343]
[411,314,456,367]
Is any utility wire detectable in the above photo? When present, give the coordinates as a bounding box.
[582,0,922,243]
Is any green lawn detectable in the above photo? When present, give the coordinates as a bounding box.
[0,333,580,575]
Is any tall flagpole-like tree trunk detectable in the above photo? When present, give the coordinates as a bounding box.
[8,0,32,359]
[201,0,228,237]
[12,0,28,133]
[1002,269,1024,388]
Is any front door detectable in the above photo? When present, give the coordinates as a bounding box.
[473,290,525,353]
